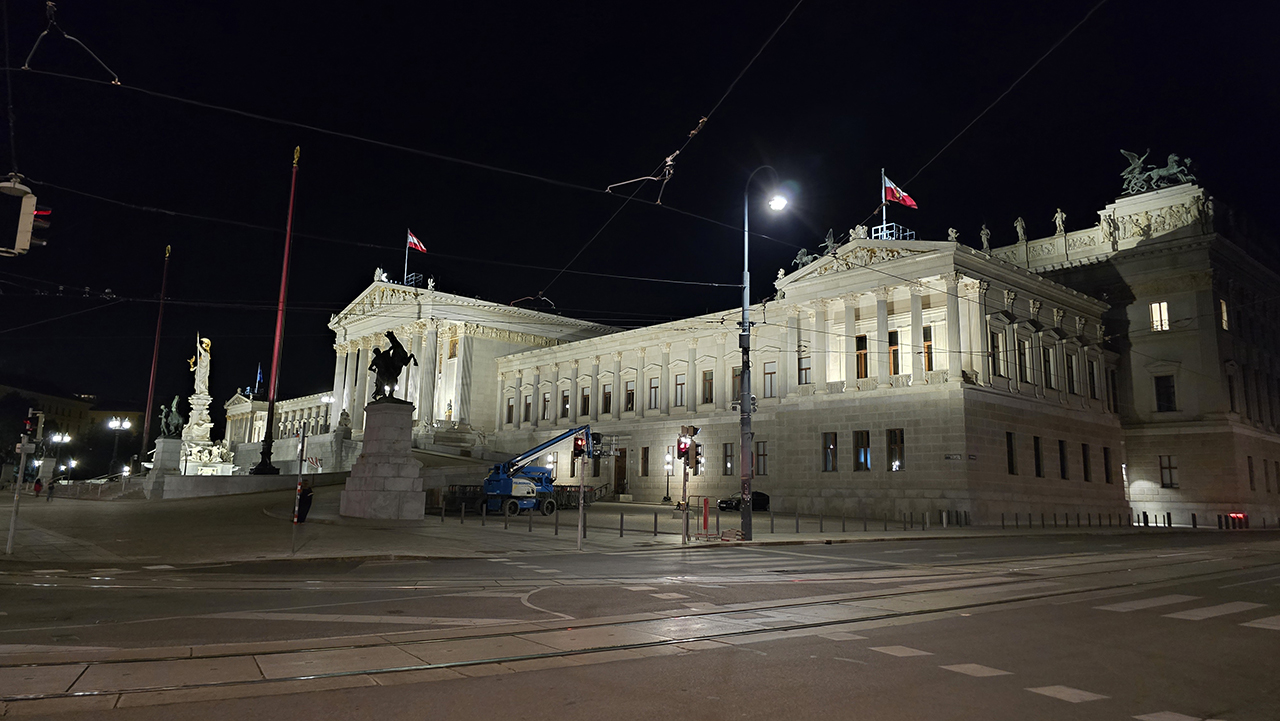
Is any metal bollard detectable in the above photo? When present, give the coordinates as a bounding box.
[716,509,720,536]
[902,513,907,531]
[1053,513,1057,528]
[819,513,824,533]
[620,511,624,537]
[442,502,446,523]
[1040,513,1045,529]
[796,510,800,533]
[461,505,466,524]
[654,511,658,537]
[883,513,887,531]
[529,508,533,532]
[504,506,509,530]
[1191,512,1197,529]
[771,509,775,534]
[1015,513,1019,529]
[842,514,846,533]
[1166,511,1172,528]
[555,507,559,535]
[482,502,486,527]
[1143,511,1149,527]
[1077,513,1081,527]
[1128,512,1132,526]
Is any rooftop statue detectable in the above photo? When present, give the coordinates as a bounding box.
[791,248,818,267]
[368,330,418,401]
[821,229,839,256]
[1053,208,1066,235]
[947,228,958,242]
[1014,216,1026,243]
[1120,149,1196,195]
[979,224,991,252]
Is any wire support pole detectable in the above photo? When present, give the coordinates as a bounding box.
[740,165,775,542]
[139,245,170,470]
[252,147,300,475]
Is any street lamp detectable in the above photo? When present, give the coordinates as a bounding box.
[67,458,77,481]
[740,166,788,541]
[108,417,132,477]
[48,432,70,482]
[663,453,673,503]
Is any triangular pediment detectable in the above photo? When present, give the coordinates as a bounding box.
[775,239,949,288]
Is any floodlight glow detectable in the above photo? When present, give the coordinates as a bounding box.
[768,195,788,211]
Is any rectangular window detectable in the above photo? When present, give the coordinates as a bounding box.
[763,362,777,398]
[1039,345,1053,388]
[1034,436,1044,477]
[754,441,768,476]
[798,356,812,385]
[1221,299,1229,330]
[1006,432,1018,475]
[523,394,531,422]
[823,432,838,472]
[889,331,901,375]
[887,429,905,471]
[560,390,570,419]
[722,442,734,476]
[732,367,743,399]
[1159,455,1178,488]
[1058,439,1069,479]
[1066,354,1078,394]
[853,430,870,471]
[448,337,459,358]
[506,397,514,424]
[702,370,714,404]
[990,330,1005,378]
[1248,456,1256,491]
[1150,301,1170,331]
[624,380,636,412]
[641,446,649,477]
[1107,369,1118,412]
[648,378,659,410]
[1088,359,1099,399]
[602,383,613,414]
[1103,447,1113,484]
[1154,375,1177,412]
[674,373,686,407]
[923,326,934,372]
[580,387,590,416]
[592,455,600,477]
[1082,443,1092,482]
[542,392,551,420]
[856,335,869,379]
[1018,339,1030,383]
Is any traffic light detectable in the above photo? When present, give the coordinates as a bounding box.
[676,435,691,464]
[695,443,704,469]
[31,204,50,247]
[22,408,43,438]
[573,435,587,458]
[0,176,41,256]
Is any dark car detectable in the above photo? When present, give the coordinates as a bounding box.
[717,491,769,512]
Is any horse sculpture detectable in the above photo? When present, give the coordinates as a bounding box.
[368,330,418,401]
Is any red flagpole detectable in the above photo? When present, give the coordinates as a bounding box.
[252,147,301,475]
[139,245,171,471]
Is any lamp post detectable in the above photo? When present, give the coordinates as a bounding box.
[67,459,77,482]
[663,453,673,503]
[739,166,788,541]
[108,417,132,477]
[48,432,70,483]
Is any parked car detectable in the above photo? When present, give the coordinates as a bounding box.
[717,491,770,512]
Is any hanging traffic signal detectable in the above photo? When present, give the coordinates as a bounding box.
[573,435,587,458]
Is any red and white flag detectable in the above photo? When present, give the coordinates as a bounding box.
[883,176,918,209]
[406,229,426,253]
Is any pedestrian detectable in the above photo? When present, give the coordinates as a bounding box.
[297,480,314,523]
[46,479,55,502]
[33,479,42,497]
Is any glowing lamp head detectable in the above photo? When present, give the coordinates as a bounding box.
[767,195,788,212]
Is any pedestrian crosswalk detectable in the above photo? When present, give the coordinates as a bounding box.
[1095,594,1272,630]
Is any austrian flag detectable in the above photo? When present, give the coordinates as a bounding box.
[883,176,918,209]
[406,229,426,253]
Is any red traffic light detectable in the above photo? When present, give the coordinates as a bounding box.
[573,435,587,457]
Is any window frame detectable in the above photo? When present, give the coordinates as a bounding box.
[580,387,590,417]
[886,428,905,471]
[754,441,768,476]
[640,446,649,477]
[822,432,838,472]
[1154,374,1177,412]
[702,370,714,405]
[1058,439,1069,480]
[763,361,777,398]
[560,389,570,419]
[1159,454,1178,488]
[1006,431,1018,475]
[1082,443,1092,482]
[506,397,514,424]
[722,442,734,476]
[541,392,551,421]
[856,335,869,379]
[602,383,613,415]
[853,430,870,471]
[888,330,901,375]
[1150,301,1170,332]
[798,356,812,385]
[648,377,660,410]
[624,380,636,412]
[674,373,686,407]
[1033,436,1044,477]
[922,325,934,372]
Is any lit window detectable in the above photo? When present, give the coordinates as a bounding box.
[887,428,905,471]
[888,331,901,375]
[1150,301,1170,331]
[674,373,686,407]
[922,326,934,371]
[853,431,870,471]
[1221,299,1229,330]
[1159,455,1178,488]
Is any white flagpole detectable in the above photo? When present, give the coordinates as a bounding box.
[881,168,887,233]
[403,229,409,283]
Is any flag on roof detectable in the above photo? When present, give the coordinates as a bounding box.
[406,229,426,253]
[883,176,918,209]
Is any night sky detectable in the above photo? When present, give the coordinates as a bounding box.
[0,0,1275,443]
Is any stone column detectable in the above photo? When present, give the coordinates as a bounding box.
[454,330,473,425]
[783,307,799,398]
[843,294,859,391]
[611,352,622,420]
[331,343,347,424]
[569,360,580,422]
[909,284,925,382]
[874,287,892,387]
[636,348,647,419]
[352,340,371,431]
[494,372,505,433]
[812,302,828,392]
[530,366,541,428]
[513,369,523,430]
[660,343,671,415]
[550,362,561,428]
[408,327,424,418]
[590,356,600,422]
[714,334,726,411]
[687,338,698,412]
[975,280,990,384]
[947,274,962,381]
[419,320,438,423]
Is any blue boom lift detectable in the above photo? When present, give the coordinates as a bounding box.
[482,425,599,517]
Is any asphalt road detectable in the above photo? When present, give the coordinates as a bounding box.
[2,532,1278,719]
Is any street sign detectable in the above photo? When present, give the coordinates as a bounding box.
[15,443,35,454]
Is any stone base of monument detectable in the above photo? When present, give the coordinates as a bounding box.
[340,398,424,519]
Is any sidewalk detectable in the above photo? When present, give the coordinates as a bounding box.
[0,484,1183,567]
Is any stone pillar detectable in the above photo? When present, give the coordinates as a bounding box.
[611,352,622,420]
[550,362,561,428]
[454,331,473,426]
[660,343,671,415]
[711,334,725,411]
[419,321,438,423]
[570,360,580,422]
[636,348,647,419]
[590,357,600,422]
[513,370,523,431]
[408,327,424,418]
[531,366,541,428]
[976,281,990,384]
[330,344,347,424]
[910,284,925,382]
[351,340,370,430]
[812,302,828,392]
[783,308,799,398]
[874,287,892,387]
[797,308,810,387]
[495,372,505,433]
[945,274,963,380]
[340,399,424,519]
[687,338,698,412]
[843,294,859,391]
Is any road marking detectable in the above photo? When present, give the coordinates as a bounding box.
[91,567,123,572]
[143,564,175,570]
[1219,574,1280,589]
[200,611,522,626]
[1026,685,1109,703]
[624,586,657,591]
[833,657,867,664]
[879,548,922,554]
[820,632,866,641]
[1134,713,1207,721]
[650,593,689,600]
[941,663,1013,677]
[1239,615,1280,631]
[1095,595,1200,612]
[1163,601,1266,621]
[535,569,561,574]
[869,646,932,657]
[30,569,66,574]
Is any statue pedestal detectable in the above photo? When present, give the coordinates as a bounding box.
[182,393,213,443]
[340,398,424,519]
[152,438,184,474]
